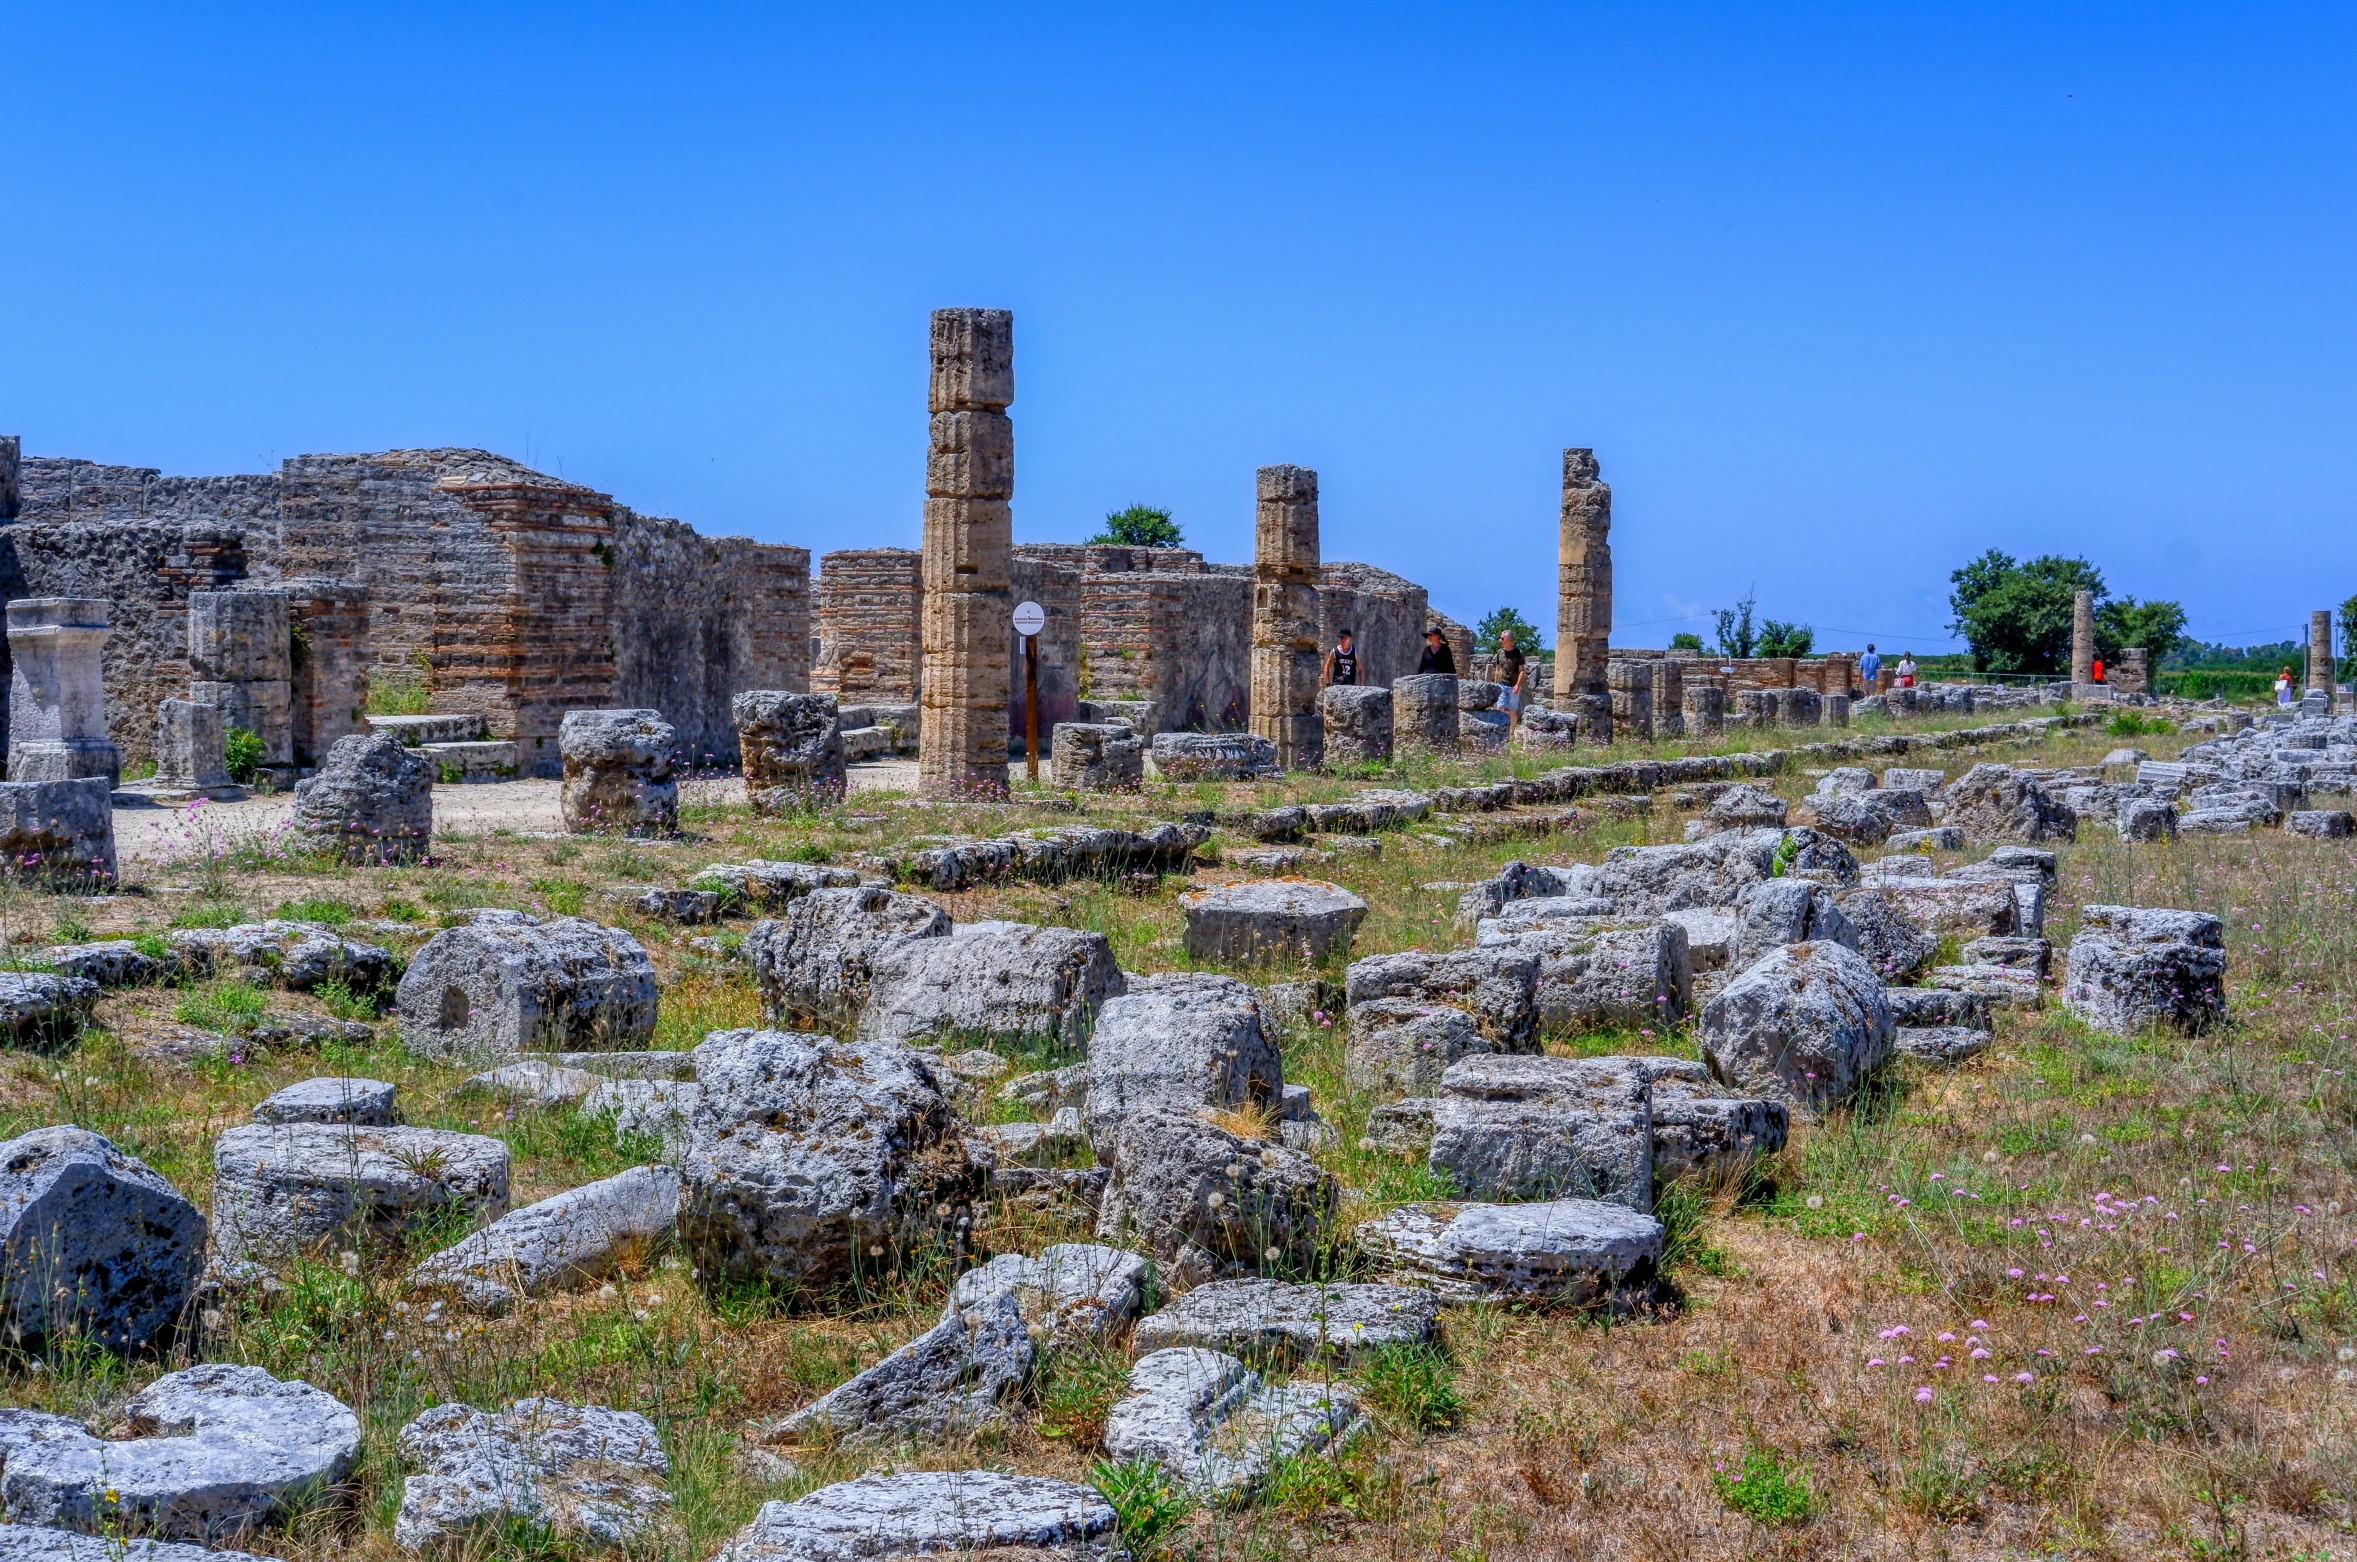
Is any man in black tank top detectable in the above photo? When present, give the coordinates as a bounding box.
[1322,630,1359,687]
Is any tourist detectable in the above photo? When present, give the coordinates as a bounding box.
[1859,643,1881,694]
[1896,652,1916,688]
[1496,629,1526,729]
[2279,666,2297,707]
[1418,625,1458,676]
[1321,629,1359,688]
[2092,654,2105,683]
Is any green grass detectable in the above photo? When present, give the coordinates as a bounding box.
[1712,1446,1816,1525]
[1356,1341,1463,1432]
[173,976,271,1034]
[273,895,355,926]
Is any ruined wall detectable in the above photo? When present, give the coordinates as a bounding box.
[1008,555,1080,746]
[610,510,809,766]
[1075,568,1250,732]
[283,577,372,765]
[1317,561,1427,688]
[814,548,922,704]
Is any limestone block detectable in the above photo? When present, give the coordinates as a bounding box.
[460,1060,601,1108]
[721,1472,1117,1562]
[6,599,118,786]
[1872,876,2016,938]
[1179,879,1367,968]
[1093,1110,1335,1288]
[1343,999,1490,1097]
[1428,1056,1651,1207]
[1082,974,1282,1146]
[187,589,289,683]
[1732,878,1858,969]
[155,698,231,789]
[1775,687,1822,728]
[423,741,519,781]
[1886,986,1991,1031]
[1833,888,1939,981]
[858,921,1124,1051]
[1643,1059,1791,1186]
[1705,784,1789,831]
[1147,730,1278,780]
[918,497,1016,588]
[928,307,1015,412]
[252,1077,398,1126]
[950,1242,1151,1348]
[0,1363,359,1544]
[620,887,722,923]
[0,1126,205,1354]
[1049,722,1144,790]
[408,1165,683,1315]
[0,1526,282,1562]
[1132,1279,1439,1365]
[1607,661,1654,741]
[1456,680,1503,711]
[1344,946,1541,1049]
[745,885,950,1031]
[0,973,98,1047]
[39,941,168,989]
[394,1398,669,1551]
[582,1078,700,1160]
[679,1032,979,1291]
[1484,919,1691,1033]
[1459,709,1510,748]
[1963,934,2052,978]
[1682,682,1726,736]
[690,858,862,913]
[2287,809,2354,838]
[924,409,1014,499]
[1356,1197,1662,1304]
[397,917,658,1063]
[1939,763,2076,844]
[733,690,846,809]
[168,921,392,992]
[1390,674,1459,749]
[1103,1348,1364,1502]
[210,1123,510,1264]
[1823,692,1851,727]
[2062,905,2228,1036]
[559,710,678,836]
[1699,941,1894,1114]
[289,731,433,864]
[772,1287,1033,1447]
[190,680,292,768]
[1882,767,1946,793]
[1895,1026,1991,1063]
[1889,825,1965,851]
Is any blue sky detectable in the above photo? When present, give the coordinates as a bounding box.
[6,4,2353,654]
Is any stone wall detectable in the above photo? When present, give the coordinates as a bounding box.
[814,547,923,705]
[611,510,809,766]
[1008,555,1080,746]
[1317,562,1428,688]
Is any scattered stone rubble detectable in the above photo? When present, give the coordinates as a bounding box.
[1103,1347,1365,1501]
[558,709,678,836]
[394,1398,669,1551]
[408,1164,683,1314]
[210,1122,510,1265]
[718,1471,1121,1562]
[397,914,658,1063]
[0,1126,205,1354]
[734,690,846,811]
[288,731,434,864]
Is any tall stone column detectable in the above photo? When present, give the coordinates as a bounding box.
[1554,449,1613,705]
[7,598,120,785]
[2070,590,2094,686]
[918,308,1015,797]
[189,588,293,766]
[2309,610,2335,693]
[1250,465,1323,768]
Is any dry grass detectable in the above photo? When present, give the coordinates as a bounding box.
[7,709,2356,1559]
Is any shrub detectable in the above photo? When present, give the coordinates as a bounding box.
[1087,505,1183,549]
[1089,1457,1194,1555]
[223,727,266,784]
[1713,1446,1815,1525]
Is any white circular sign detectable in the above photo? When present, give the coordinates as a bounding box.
[1012,600,1046,636]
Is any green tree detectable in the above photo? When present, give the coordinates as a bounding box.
[2340,593,2357,682]
[1475,606,1544,653]
[1087,505,1182,548]
[1669,631,1705,652]
[1947,551,2106,674]
[1757,620,1814,658]
[1713,591,1758,659]
[2094,596,2188,663]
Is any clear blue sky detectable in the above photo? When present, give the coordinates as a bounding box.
[7,3,2353,655]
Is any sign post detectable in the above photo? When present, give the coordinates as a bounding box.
[1013,600,1046,782]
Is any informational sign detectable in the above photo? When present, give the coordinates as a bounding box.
[1012,600,1046,637]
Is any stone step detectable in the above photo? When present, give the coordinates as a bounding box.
[421,740,518,782]
[367,713,489,746]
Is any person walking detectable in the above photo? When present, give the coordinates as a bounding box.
[1417,625,1457,676]
[1321,629,1359,688]
[1495,628,1526,730]
[1858,644,1881,696]
[2091,654,2105,684]
[2279,665,2297,707]
[1896,652,1917,689]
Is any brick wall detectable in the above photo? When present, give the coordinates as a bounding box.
[1317,561,1429,688]
[1075,568,1251,732]
[814,547,922,704]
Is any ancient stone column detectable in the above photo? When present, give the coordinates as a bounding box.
[0,435,19,522]
[1250,465,1323,768]
[155,699,230,789]
[1554,449,1613,706]
[918,308,1014,797]
[2309,610,2335,694]
[1649,659,1684,739]
[6,599,120,786]
[1682,681,1726,737]
[2070,590,2094,687]
[189,588,293,767]
[1606,660,1652,742]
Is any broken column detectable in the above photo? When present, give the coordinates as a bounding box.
[1250,466,1323,769]
[1683,681,1726,737]
[1649,659,1684,739]
[0,435,19,521]
[6,599,120,786]
[2070,590,2094,688]
[155,699,231,790]
[1606,661,1652,743]
[189,588,293,768]
[918,308,1014,798]
[2310,611,2335,696]
[1554,450,1613,712]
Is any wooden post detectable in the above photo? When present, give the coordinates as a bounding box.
[1023,631,1040,782]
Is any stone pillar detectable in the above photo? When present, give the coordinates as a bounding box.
[6,599,119,785]
[0,435,19,522]
[2310,610,2335,694]
[1250,465,1323,768]
[282,577,371,766]
[1553,449,1613,706]
[1606,660,1652,742]
[1682,681,1726,737]
[1648,659,1684,739]
[2071,590,2094,686]
[1822,692,1850,728]
[189,588,293,767]
[155,698,230,788]
[919,308,1015,797]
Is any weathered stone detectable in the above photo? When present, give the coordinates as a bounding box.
[252,1076,397,1126]
[0,779,116,884]
[1704,784,1788,831]
[950,1242,1150,1348]
[1319,684,1392,764]
[0,1126,204,1353]
[2117,798,2179,841]
[1733,879,1858,969]
[1552,449,1613,706]
[0,1363,359,1543]
[1083,975,1282,1149]
[1940,764,2076,844]
[622,887,723,924]
[1048,723,1144,790]
[0,974,98,1049]
[558,710,678,836]
[397,917,658,1063]
[1895,1026,1991,1063]
[1429,1055,1650,1207]
[1483,919,1693,1033]
[394,1398,669,1551]
[1830,887,1937,981]
[37,941,165,989]
[407,1166,681,1315]
[998,1062,1092,1115]
[167,921,392,993]
[1888,825,1965,851]
[1885,985,1991,1031]
[1103,1348,1364,1502]
[6,600,118,786]
[288,731,434,864]
[1148,730,1278,781]
[1872,877,2016,939]
[1357,1197,1661,1304]
[1962,935,2052,978]
[210,1123,510,1264]
[2062,905,2228,1036]
[1343,946,1540,1051]
[0,1526,283,1562]
[154,698,231,790]
[718,1471,1120,1562]
[1179,879,1367,969]
[1882,767,1946,793]
[2287,809,2355,839]
[1699,941,1894,1114]
[1093,1111,1335,1287]
[1390,674,1460,750]
[858,921,1122,1051]
[917,311,1016,799]
[1926,963,2042,1005]
[1249,466,1325,770]
[772,1287,1034,1445]
[1343,999,1489,1097]
[734,690,846,811]
[679,1031,979,1292]
[1133,1279,1437,1365]
[1642,1059,1791,1186]
[457,1059,600,1107]
[745,888,950,1033]
[583,1078,700,1159]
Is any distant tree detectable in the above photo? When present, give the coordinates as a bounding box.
[1948,550,2106,674]
[1088,505,1183,548]
[1757,620,1815,658]
[1669,631,1706,652]
[2341,592,2357,681]
[1714,591,1759,659]
[1475,606,1544,654]
[2095,596,2188,664]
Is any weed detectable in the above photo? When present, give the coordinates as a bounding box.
[530,876,588,918]
[169,902,243,930]
[1357,1341,1464,1431]
[273,895,354,926]
[1035,1343,1130,1448]
[173,977,270,1035]
[224,726,266,784]
[312,976,379,1021]
[49,917,92,945]
[1090,1456,1195,1556]
[1712,1446,1815,1525]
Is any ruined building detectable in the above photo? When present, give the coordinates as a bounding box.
[0,439,807,773]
